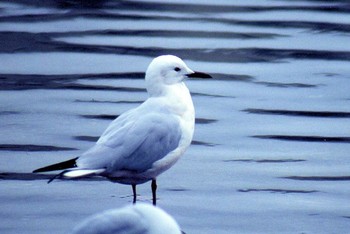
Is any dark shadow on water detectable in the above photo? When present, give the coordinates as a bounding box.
[75,99,143,104]
[315,72,342,78]
[74,136,99,142]
[195,118,217,124]
[244,108,350,118]
[191,140,217,147]
[191,92,234,98]
[237,188,317,194]
[224,159,306,163]
[60,85,144,92]
[0,73,146,91]
[80,114,119,120]
[0,172,106,181]
[253,81,318,88]
[51,29,285,40]
[54,0,108,9]
[0,144,76,151]
[0,172,55,181]
[207,73,254,82]
[0,111,20,115]
[283,176,350,181]
[252,135,350,143]
[0,72,144,81]
[165,187,190,192]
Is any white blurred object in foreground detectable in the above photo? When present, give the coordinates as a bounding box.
[72,203,182,234]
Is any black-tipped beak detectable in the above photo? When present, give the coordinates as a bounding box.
[186,71,212,79]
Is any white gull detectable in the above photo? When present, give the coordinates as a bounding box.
[33,55,211,205]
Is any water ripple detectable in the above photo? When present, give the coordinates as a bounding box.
[224,159,306,163]
[244,108,350,118]
[283,176,350,181]
[80,114,119,120]
[0,144,76,151]
[3,0,350,14]
[2,32,350,62]
[253,81,317,88]
[253,135,350,143]
[0,73,145,90]
[0,172,105,181]
[237,188,317,194]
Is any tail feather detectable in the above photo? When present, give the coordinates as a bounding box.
[47,168,105,183]
[33,157,105,183]
[64,169,106,178]
[33,157,78,173]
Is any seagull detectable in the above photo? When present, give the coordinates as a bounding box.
[71,203,182,234]
[33,55,211,205]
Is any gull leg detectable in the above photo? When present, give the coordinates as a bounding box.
[132,184,137,204]
[151,179,157,206]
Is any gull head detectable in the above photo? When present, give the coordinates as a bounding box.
[145,55,211,96]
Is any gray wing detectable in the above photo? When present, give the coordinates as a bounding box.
[77,112,182,173]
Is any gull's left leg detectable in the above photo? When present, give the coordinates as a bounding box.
[132,184,137,204]
[151,179,157,206]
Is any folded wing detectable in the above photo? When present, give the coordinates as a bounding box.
[77,112,182,174]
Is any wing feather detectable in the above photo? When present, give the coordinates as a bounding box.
[77,112,182,174]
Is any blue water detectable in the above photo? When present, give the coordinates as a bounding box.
[1,0,350,233]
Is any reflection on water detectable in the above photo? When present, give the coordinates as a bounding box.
[1,0,350,233]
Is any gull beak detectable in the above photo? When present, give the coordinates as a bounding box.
[186,71,212,79]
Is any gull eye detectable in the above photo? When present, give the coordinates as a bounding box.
[174,67,181,72]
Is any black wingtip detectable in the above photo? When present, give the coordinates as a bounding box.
[33,157,78,173]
